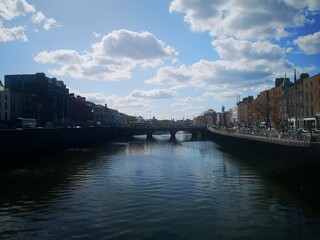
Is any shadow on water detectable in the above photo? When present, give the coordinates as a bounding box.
[214,140,320,219]
[0,141,125,207]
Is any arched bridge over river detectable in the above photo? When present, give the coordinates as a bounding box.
[119,126,208,140]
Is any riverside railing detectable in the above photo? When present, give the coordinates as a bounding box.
[208,127,312,148]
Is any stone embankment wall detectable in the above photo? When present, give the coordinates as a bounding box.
[0,127,119,157]
[207,127,320,164]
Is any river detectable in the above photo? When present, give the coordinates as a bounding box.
[1,133,320,239]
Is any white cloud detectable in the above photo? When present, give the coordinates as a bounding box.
[0,0,58,42]
[0,0,35,21]
[34,29,178,81]
[31,11,45,23]
[31,11,58,30]
[34,49,83,64]
[130,89,176,99]
[212,38,284,62]
[92,29,177,62]
[92,31,102,38]
[43,17,58,30]
[145,59,282,90]
[294,31,320,54]
[169,0,319,40]
[166,0,318,97]
[0,22,27,42]
[146,34,296,92]
[0,0,34,42]
[284,0,320,12]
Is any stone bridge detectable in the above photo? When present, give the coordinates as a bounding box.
[118,126,208,140]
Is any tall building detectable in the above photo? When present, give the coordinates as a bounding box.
[303,73,320,128]
[237,96,253,127]
[5,73,69,127]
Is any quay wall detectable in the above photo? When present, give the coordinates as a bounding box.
[207,128,320,166]
[0,127,119,158]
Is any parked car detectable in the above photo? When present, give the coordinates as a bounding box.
[297,128,308,134]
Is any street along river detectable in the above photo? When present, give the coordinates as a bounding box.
[1,133,320,239]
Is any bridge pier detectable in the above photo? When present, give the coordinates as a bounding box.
[191,132,198,141]
[170,131,176,141]
[191,131,203,140]
[146,132,153,140]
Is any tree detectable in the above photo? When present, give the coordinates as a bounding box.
[253,101,272,128]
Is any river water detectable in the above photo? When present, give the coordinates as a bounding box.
[1,134,320,239]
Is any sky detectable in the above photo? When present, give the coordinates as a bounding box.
[1,0,320,120]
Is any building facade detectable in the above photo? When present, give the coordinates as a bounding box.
[5,73,69,127]
[0,81,11,127]
[227,72,320,130]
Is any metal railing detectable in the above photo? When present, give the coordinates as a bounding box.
[208,127,312,147]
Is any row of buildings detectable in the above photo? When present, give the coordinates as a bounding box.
[195,71,320,131]
[2,71,319,130]
[0,73,129,128]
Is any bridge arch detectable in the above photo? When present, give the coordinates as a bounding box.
[121,126,207,141]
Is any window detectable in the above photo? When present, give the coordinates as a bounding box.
[4,94,7,100]
[4,112,7,120]
[5,102,7,110]
[311,91,314,101]
[305,83,308,88]
[306,92,308,102]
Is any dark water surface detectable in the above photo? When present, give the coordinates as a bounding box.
[1,136,320,239]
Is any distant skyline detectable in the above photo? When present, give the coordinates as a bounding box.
[1,0,320,120]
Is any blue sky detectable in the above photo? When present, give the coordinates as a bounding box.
[1,0,320,120]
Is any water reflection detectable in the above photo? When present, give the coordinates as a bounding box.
[1,139,320,239]
[175,131,192,141]
[214,141,320,219]
[132,131,192,142]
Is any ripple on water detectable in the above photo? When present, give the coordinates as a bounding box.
[1,140,320,239]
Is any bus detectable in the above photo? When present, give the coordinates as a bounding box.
[129,116,145,127]
[15,118,37,128]
[303,117,319,131]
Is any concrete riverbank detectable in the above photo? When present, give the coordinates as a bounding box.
[0,127,119,159]
[207,127,320,166]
